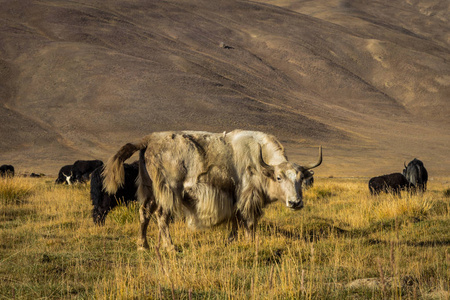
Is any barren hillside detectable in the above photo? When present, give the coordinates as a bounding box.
[0,0,449,177]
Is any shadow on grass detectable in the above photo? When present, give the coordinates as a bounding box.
[366,239,450,247]
[261,215,450,249]
[260,217,348,242]
[156,286,227,300]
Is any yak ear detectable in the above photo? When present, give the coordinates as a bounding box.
[247,164,275,180]
[261,167,275,180]
[304,169,314,179]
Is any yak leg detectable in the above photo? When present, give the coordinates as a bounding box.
[243,218,257,241]
[227,216,239,243]
[137,198,157,250]
[233,210,257,241]
[155,207,175,252]
[245,222,257,241]
[137,204,150,250]
[137,179,156,251]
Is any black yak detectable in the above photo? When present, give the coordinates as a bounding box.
[55,164,73,184]
[403,159,428,192]
[72,160,104,183]
[91,161,139,225]
[369,173,414,196]
[0,165,14,177]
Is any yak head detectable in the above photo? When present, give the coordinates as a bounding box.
[62,172,73,185]
[260,146,322,210]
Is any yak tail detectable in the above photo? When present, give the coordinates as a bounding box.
[102,139,148,194]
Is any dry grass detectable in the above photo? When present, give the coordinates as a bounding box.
[0,176,449,299]
[0,177,34,205]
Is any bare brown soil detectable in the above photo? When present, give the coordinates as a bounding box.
[0,0,449,177]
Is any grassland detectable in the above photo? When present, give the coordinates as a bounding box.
[0,176,449,299]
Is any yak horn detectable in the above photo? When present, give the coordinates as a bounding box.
[304,146,322,170]
[259,146,274,172]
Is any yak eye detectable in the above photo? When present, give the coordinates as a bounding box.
[277,176,282,181]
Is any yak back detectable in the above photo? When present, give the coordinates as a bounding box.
[369,173,411,195]
[73,159,103,180]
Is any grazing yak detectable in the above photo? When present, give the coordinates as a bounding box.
[56,160,104,185]
[72,160,104,183]
[91,161,139,225]
[368,173,413,196]
[0,165,14,177]
[403,159,428,192]
[55,164,73,184]
[103,130,322,251]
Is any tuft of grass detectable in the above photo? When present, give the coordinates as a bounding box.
[0,177,34,205]
[109,201,140,225]
[305,186,335,201]
[372,194,434,223]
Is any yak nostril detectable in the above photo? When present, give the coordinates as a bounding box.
[288,201,303,209]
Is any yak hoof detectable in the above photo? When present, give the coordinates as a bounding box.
[137,239,150,251]
[227,234,237,244]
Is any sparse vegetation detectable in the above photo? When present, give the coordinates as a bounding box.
[0,177,449,299]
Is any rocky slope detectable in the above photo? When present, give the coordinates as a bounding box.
[0,0,448,176]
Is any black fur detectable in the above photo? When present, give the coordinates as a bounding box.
[369,173,413,196]
[403,159,428,192]
[303,170,314,189]
[72,160,103,183]
[55,164,73,184]
[91,161,139,225]
[0,165,14,177]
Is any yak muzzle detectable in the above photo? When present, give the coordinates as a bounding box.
[287,200,304,210]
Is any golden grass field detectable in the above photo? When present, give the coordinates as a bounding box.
[1,176,449,299]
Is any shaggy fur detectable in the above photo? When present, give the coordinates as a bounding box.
[102,130,322,251]
[103,142,145,193]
